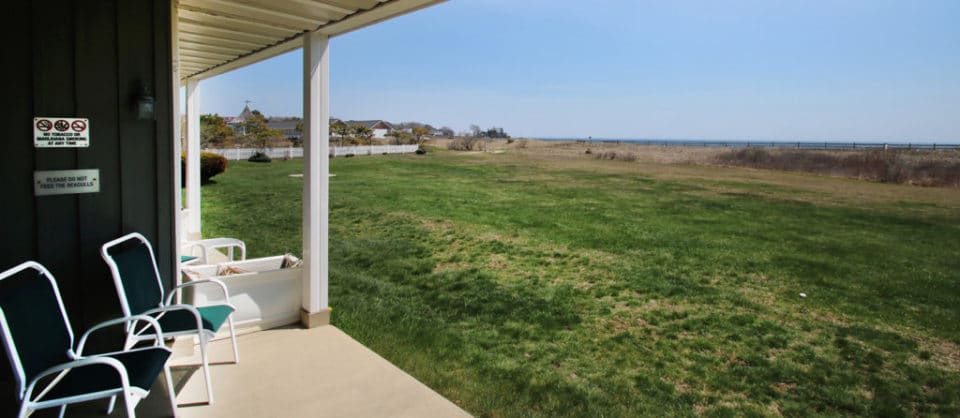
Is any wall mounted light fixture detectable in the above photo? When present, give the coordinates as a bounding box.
[136,82,155,120]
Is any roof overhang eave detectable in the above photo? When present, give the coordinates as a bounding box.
[180,0,445,82]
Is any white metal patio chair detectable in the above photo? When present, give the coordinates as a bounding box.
[179,209,246,265]
[183,237,246,265]
[101,232,239,405]
[0,261,176,418]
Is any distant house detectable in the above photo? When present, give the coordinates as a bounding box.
[341,120,394,139]
[224,108,395,143]
[224,105,302,143]
[226,105,256,136]
[267,118,302,143]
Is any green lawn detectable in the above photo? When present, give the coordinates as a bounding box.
[202,149,960,417]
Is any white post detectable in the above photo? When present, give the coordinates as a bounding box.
[171,0,184,298]
[301,31,331,327]
[185,78,202,240]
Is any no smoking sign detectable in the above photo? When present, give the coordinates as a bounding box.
[34,117,90,148]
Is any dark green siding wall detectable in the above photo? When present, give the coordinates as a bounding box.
[0,0,175,332]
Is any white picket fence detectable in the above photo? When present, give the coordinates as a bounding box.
[204,145,418,160]
[204,147,301,161]
[331,144,418,157]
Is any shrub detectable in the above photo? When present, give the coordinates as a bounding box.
[716,148,771,165]
[248,152,272,163]
[415,148,427,155]
[180,152,229,185]
[713,149,960,187]
[344,153,355,158]
[595,151,637,161]
[585,148,592,154]
[447,137,479,151]
[200,152,228,183]
[912,159,960,187]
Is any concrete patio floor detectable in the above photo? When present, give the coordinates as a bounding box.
[67,326,470,418]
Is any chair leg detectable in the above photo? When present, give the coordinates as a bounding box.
[199,333,214,405]
[228,316,240,364]
[164,364,178,417]
[16,402,29,418]
[124,391,137,417]
[107,395,118,414]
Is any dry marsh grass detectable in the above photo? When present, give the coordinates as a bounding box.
[437,138,960,188]
[715,148,960,187]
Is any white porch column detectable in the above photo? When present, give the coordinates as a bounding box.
[301,31,331,327]
[185,78,202,240]
[171,1,184,294]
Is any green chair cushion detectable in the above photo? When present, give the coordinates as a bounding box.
[153,305,235,334]
[0,270,73,383]
[45,347,171,399]
[180,255,198,263]
[109,243,163,315]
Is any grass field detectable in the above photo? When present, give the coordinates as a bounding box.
[202,148,960,417]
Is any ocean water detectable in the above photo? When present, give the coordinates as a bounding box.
[536,138,960,150]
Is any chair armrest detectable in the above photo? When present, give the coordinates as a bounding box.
[142,304,206,336]
[94,345,172,358]
[183,242,206,259]
[24,357,129,404]
[77,315,166,355]
[164,278,231,305]
[184,238,246,263]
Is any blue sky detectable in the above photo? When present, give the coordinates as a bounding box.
[199,0,960,141]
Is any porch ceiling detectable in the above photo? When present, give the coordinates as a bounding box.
[176,0,444,80]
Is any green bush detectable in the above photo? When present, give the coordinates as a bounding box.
[201,152,228,182]
[415,148,427,155]
[248,152,272,163]
[180,152,228,185]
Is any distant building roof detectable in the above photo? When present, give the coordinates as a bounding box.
[228,105,255,125]
[342,120,394,130]
[231,114,393,134]
[267,118,299,131]
[235,105,253,121]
